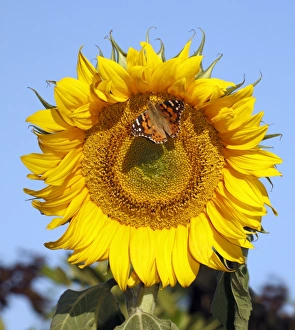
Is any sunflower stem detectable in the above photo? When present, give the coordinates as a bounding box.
[136,283,160,315]
[124,287,137,316]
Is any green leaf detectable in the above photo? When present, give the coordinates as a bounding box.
[69,263,110,286]
[231,264,252,329]
[41,265,71,286]
[211,258,252,330]
[115,310,179,330]
[50,279,124,330]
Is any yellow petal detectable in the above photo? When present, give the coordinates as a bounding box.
[175,56,203,85]
[211,98,256,133]
[77,49,99,85]
[127,271,141,288]
[189,213,214,266]
[130,227,156,286]
[207,200,248,240]
[167,77,187,99]
[109,225,131,290]
[139,42,162,68]
[191,214,244,270]
[216,180,266,219]
[32,182,85,215]
[187,78,233,108]
[47,187,89,228]
[203,85,254,120]
[94,79,129,103]
[68,103,96,130]
[97,56,135,95]
[45,147,83,186]
[77,218,119,266]
[212,226,245,263]
[54,200,106,249]
[150,58,180,92]
[155,229,177,288]
[177,40,192,59]
[223,148,283,177]
[37,128,85,153]
[127,66,151,93]
[248,176,278,216]
[24,170,83,199]
[21,153,61,175]
[54,78,90,126]
[126,47,141,68]
[26,108,72,132]
[223,167,267,210]
[32,198,68,217]
[219,124,268,150]
[228,97,256,130]
[172,225,199,287]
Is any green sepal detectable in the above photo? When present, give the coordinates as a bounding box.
[257,225,269,234]
[46,80,57,85]
[27,87,55,109]
[196,54,223,79]
[29,125,51,135]
[173,29,196,60]
[155,38,166,62]
[115,310,179,330]
[145,27,167,61]
[49,279,124,330]
[263,133,283,141]
[145,26,156,44]
[225,76,245,95]
[107,30,127,69]
[96,45,104,57]
[211,250,252,330]
[192,28,206,57]
[213,249,234,271]
[252,73,262,87]
[266,176,274,189]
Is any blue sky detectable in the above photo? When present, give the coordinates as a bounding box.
[1,0,294,328]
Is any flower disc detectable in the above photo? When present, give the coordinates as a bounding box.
[83,93,225,230]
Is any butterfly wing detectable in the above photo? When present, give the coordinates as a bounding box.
[131,107,167,143]
[158,100,185,137]
[131,100,185,144]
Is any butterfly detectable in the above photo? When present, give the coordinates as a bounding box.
[131,99,185,144]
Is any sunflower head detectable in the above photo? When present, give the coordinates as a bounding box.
[22,30,282,290]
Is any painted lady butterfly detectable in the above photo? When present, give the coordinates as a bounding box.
[131,99,185,144]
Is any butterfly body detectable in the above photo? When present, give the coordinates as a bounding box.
[131,100,185,144]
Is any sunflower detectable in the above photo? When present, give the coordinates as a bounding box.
[22,30,282,291]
